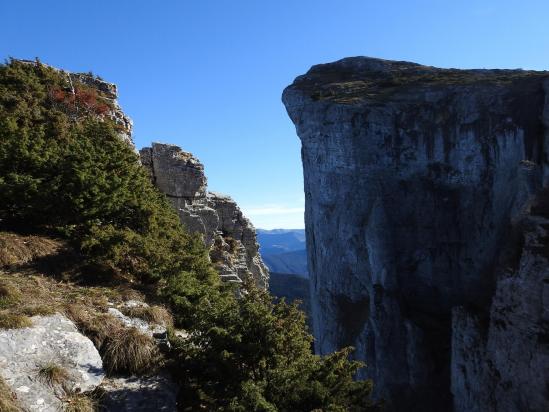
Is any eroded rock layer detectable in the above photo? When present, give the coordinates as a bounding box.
[283,57,549,411]
[140,143,268,288]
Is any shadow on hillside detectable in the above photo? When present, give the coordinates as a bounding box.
[0,230,131,287]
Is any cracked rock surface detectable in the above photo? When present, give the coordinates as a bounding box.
[140,143,268,288]
[0,314,104,412]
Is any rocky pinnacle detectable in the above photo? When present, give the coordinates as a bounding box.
[140,143,269,289]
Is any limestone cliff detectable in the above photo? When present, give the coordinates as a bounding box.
[283,57,549,411]
[140,143,269,288]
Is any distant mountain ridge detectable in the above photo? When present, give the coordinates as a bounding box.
[262,249,307,278]
[257,228,305,252]
[256,229,308,277]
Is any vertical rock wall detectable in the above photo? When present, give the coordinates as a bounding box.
[283,57,549,411]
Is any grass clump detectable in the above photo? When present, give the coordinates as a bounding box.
[65,307,158,375]
[0,312,32,329]
[21,304,57,317]
[0,376,22,412]
[121,305,173,327]
[102,327,159,375]
[63,391,95,412]
[0,282,21,308]
[65,307,121,350]
[37,362,70,387]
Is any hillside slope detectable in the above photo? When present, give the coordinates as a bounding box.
[0,58,379,412]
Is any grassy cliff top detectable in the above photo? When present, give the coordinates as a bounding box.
[287,56,549,104]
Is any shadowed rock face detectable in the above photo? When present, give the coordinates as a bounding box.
[140,143,269,288]
[283,57,549,411]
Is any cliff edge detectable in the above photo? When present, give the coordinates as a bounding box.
[283,57,549,412]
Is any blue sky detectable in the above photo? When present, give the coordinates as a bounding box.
[2,1,549,228]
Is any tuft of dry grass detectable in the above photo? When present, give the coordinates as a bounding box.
[0,376,22,412]
[63,391,96,412]
[0,282,21,308]
[65,306,122,348]
[63,304,89,324]
[121,305,173,327]
[0,312,32,329]
[37,362,70,387]
[65,305,161,375]
[21,304,57,317]
[102,327,159,375]
[0,232,63,266]
[115,286,145,302]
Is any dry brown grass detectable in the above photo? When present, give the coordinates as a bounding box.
[65,307,122,348]
[0,232,63,266]
[21,304,57,317]
[37,362,70,387]
[102,327,159,375]
[0,282,21,308]
[0,376,22,412]
[66,306,160,375]
[0,312,32,329]
[62,391,96,412]
[121,305,173,327]
[0,253,165,378]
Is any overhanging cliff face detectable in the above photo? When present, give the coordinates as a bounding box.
[283,57,549,411]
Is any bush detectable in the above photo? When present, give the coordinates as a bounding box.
[173,282,379,412]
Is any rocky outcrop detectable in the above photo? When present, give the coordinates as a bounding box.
[16,59,133,143]
[140,143,268,288]
[22,59,267,288]
[0,314,104,411]
[283,57,549,411]
[70,72,133,144]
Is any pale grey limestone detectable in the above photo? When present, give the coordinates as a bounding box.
[140,143,269,288]
[0,314,104,412]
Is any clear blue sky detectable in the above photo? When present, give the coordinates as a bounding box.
[2,0,549,228]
